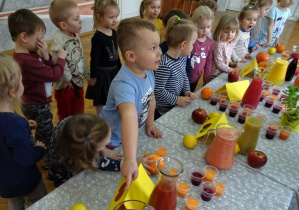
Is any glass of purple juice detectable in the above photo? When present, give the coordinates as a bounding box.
[272,101,282,114]
[218,99,229,112]
[265,95,277,108]
[265,122,280,140]
[191,168,205,186]
[200,182,216,202]
[272,86,281,96]
[263,80,273,90]
[210,94,219,106]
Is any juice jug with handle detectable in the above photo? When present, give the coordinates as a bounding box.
[241,67,269,109]
[237,112,266,154]
[204,123,244,170]
[264,58,289,85]
[148,157,184,210]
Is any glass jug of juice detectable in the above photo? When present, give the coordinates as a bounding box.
[148,157,184,210]
[264,59,289,85]
[237,112,266,154]
[113,200,154,210]
[204,123,244,170]
[241,67,269,109]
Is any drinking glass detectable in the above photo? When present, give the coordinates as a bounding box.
[176,178,191,198]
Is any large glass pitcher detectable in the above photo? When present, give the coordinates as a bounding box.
[264,58,289,85]
[237,112,266,155]
[241,67,269,109]
[148,157,183,210]
[204,124,244,170]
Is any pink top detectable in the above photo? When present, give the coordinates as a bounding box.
[212,41,241,78]
[189,38,213,84]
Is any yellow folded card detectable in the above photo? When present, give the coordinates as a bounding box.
[241,58,258,78]
[195,113,228,142]
[215,80,249,102]
[108,164,155,210]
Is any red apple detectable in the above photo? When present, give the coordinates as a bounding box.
[228,70,240,82]
[192,108,207,124]
[247,150,267,168]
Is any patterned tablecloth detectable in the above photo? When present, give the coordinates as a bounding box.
[28,124,295,210]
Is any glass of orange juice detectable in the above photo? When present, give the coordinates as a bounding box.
[279,125,293,140]
[156,145,167,157]
[185,192,202,210]
[176,178,191,198]
[203,165,218,183]
[213,177,227,197]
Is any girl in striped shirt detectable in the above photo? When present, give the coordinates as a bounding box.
[154,16,198,119]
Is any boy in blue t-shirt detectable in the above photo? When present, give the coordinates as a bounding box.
[260,0,294,47]
[100,18,162,189]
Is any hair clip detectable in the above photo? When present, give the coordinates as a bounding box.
[86,137,90,142]
[177,17,180,21]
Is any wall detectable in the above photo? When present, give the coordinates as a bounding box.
[0,0,52,12]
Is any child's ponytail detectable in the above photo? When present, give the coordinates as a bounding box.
[165,15,197,48]
[139,0,146,19]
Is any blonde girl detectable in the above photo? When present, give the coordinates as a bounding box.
[233,4,259,61]
[189,6,214,91]
[211,14,240,79]
[248,0,273,51]
[154,16,198,119]
[48,114,155,187]
[139,0,164,40]
[0,55,47,209]
[260,0,294,47]
[86,0,121,116]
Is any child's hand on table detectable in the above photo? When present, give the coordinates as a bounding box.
[240,58,247,63]
[176,96,191,106]
[185,92,198,100]
[245,53,252,60]
[101,147,123,160]
[137,153,155,175]
[146,124,162,139]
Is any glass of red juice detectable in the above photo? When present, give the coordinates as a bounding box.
[200,182,216,202]
[190,168,205,186]
[272,86,281,96]
[229,103,239,117]
[272,101,282,114]
[265,95,277,108]
[218,99,229,112]
[263,80,273,90]
[265,122,280,140]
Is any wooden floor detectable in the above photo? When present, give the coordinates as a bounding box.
[1,10,299,210]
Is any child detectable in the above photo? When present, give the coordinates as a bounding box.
[8,9,67,169]
[154,16,198,119]
[233,5,259,61]
[100,18,162,189]
[197,0,218,15]
[160,8,188,54]
[211,14,240,79]
[248,0,273,52]
[260,0,294,47]
[85,0,121,116]
[189,6,214,91]
[0,54,47,209]
[140,0,164,41]
[49,0,90,121]
[48,114,155,187]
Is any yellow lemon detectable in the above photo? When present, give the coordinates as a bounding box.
[208,112,220,119]
[235,143,240,154]
[268,48,276,55]
[71,203,87,210]
[183,134,197,149]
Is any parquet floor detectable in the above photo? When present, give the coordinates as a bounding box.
[1,10,299,210]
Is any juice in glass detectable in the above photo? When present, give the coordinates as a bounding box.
[177,183,190,198]
[214,182,225,196]
[237,116,264,154]
[157,147,167,157]
[241,77,263,109]
[190,169,204,186]
[185,198,200,210]
[203,169,217,182]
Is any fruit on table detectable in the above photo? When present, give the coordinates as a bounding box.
[235,143,240,154]
[256,52,270,63]
[145,153,162,174]
[268,47,276,55]
[183,134,197,149]
[276,45,285,53]
[295,77,299,87]
[247,150,267,168]
[258,61,268,68]
[208,112,220,119]
[192,108,207,124]
[71,203,87,210]
[201,87,213,100]
[228,70,239,82]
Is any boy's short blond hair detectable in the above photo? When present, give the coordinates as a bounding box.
[8,9,45,42]
[117,18,156,57]
[191,6,214,26]
[49,0,78,29]
[0,54,21,100]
